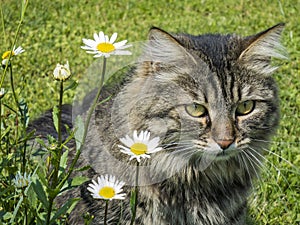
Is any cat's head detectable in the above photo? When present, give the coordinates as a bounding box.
[112,24,287,176]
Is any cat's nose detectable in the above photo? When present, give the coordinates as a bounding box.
[216,139,234,150]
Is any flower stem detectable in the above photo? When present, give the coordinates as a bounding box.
[45,198,53,225]
[130,161,139,225]
[52,80,64,187]
[0,99,2,152]
[9,64,27,172]
[58,81,63,146]
[9,64,21,114]
[58,57,107,190]
[0,0,28,88]
[46,81,64,225]
[104,200,108,225]
[22,188,28,225]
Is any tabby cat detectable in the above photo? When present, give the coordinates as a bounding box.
[32,23,287,225]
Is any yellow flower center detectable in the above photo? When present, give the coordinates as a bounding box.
[130,143,148,155]
[2,50,15,59]
[99,186,115,199]
[96,42,115,53]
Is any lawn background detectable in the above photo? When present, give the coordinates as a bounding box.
[1,0,299,224]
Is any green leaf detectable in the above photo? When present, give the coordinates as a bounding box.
[130,189,137,214]
[74,165,91,172]
[50,198,80,223]
[35,138,47,147]
[62,128,75,145]
[64,80,78,92]
[96,95,112,107]
[36,212,47,225]
[17,129,36,144]
[58,148,69,177]
[52,106,59,133]
[2,212,13,221]
[0,127,10,139]
[19,98,30,127]
[70,176,89,187]
[74,115,84,151]
[9,196,24,224]
[31,177,49,209]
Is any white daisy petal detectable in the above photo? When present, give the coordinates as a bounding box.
[118,145,130,153]
[149,147,163,154]
[120,135,134,147]
[114,50,132,56]
[94,33,100,42]
[87,175,126,201]
[82,38,97,47]
[147,137,160,150]
[84,51,98,54]
[93,54,105,58]
[14,46,25,55]
[53,61,71,81]
[12,171,31,188]
[114,43,132,50]
[109,33,118,43]
[137,131,144,141]
[104,35,109,42]
[99,31,105,42]
[130,155,141,162]
[133,130,139,142]
[142,154,151,159]
[144,131,151,141]
[113,40,128,48]
[120,150,134,157]
[118,130,163,162]
[81,31,131,58]
[2,45,25,61]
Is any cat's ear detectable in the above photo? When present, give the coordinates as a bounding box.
[239,23,288,74]
[140,27,196,65]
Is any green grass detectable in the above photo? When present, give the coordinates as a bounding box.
[1,0,299,224]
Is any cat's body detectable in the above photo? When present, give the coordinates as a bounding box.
[31,24,286,225]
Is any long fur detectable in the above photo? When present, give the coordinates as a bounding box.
[31,24,286,225]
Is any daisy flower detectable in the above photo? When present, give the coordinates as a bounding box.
[2,46,25,66]
[87,175,126,200]
[12,171,31,188]
[118,130,163,162]
[53,61,71,81]
[81,31,131,58]
[2,46,25,60]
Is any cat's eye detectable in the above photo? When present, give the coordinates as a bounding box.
[236,100,255,116]
[185,103,207,117]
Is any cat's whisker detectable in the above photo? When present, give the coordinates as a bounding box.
[260,147,299,171]
[241,150,261,180]
[162,144,188,149]
[161,140,193,148]
[251,138,300,144]
[252,147,296,187]
[169,146,198,157]
[245,149,265,169]
[239,152,254,187]
[242,148,277,185]
[247,147,290,194]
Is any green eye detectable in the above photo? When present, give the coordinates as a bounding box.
[185,103,207,117]
[236,100,255,116]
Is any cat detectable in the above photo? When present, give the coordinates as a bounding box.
[30,23,287,225]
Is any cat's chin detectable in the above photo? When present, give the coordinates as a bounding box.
[202,146,240,161]
[215,149,240,160]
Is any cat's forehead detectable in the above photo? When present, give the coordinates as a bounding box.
[175,33,244,66]
[175,59,276,104]
[141,24,284,104]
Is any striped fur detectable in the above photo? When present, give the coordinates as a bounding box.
[34,24,286,224]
